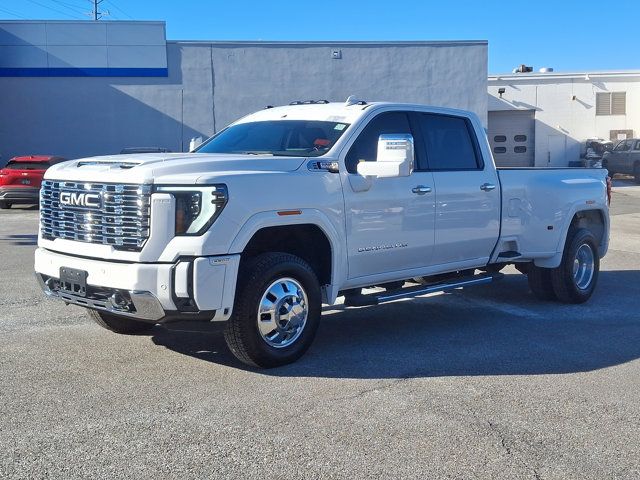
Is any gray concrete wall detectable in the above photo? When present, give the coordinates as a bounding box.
[0,40,487,162]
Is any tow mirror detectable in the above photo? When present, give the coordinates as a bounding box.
[189,136,204,152]
[356,134,414,178]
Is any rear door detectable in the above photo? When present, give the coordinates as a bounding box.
[609,140,632,174]
[415,112,500,267]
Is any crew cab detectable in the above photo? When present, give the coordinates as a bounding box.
[0,155,65,209]
[35,98,610,367]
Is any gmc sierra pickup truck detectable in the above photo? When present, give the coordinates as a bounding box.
[35,98,610,367]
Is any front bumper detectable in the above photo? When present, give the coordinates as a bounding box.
[34,247,240,323]
[0,186,40,203]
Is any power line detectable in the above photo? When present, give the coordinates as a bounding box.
[106,0,134,20]
[0,6,26,19]
[50,0,89,15]
[23,0,84,19]
[0,7,25,20]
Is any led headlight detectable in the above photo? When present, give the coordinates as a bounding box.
[155,185,228,235]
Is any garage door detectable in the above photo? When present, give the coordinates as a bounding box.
[488,110,535,167]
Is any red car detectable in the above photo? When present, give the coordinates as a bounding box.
[0,155,66,209]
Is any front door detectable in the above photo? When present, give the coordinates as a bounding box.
[341,111,436,280]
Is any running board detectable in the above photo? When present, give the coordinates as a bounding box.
[343,273,503,307]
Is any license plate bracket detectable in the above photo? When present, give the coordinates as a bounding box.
[59,267,88,297]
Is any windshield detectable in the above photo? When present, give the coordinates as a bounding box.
[195,120,350,157]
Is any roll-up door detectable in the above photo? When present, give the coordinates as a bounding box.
[488,110,535,167]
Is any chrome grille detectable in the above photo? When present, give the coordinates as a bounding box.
[40,180,151,250]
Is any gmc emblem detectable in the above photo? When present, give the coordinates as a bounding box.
[59,191,102,209]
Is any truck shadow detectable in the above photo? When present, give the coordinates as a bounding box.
[151,270,640,379]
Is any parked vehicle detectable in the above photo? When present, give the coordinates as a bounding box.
[603,138,640,183]
[34,99,610,367]
[582,138,613,168]
[0,155,65,209]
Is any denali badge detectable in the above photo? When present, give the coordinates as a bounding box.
[59,191,101,208]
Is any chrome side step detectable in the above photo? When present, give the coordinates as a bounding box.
[343,273,503,307]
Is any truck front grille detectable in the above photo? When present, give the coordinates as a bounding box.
[40,180,151,250]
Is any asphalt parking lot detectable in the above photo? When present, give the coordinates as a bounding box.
[1,179,639,479]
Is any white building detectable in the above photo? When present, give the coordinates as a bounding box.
[488,70,640,167]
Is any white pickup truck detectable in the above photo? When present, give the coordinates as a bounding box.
[35,98,610,367]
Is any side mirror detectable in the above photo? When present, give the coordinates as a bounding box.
[189,136,204,152]
[356,134,414,178]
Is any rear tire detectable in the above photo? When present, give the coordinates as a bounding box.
[224,252,321,368]
[527,265,557,301]
[0,201,11,209]
[88,310,155,334]
[634,163,640,184]
[550,228,599,304]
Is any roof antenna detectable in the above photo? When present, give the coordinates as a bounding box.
[345,95,366,106]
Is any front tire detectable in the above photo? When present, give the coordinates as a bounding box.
[634,163,640,184]
[224,252,321,368]
[0,201,11,209]
[550,228,599,304]
[88,310,155,334]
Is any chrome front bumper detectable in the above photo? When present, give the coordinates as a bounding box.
[36,273,166,322]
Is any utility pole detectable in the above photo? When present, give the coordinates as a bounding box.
[88,0,108,21]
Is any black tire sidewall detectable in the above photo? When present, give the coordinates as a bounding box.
[234,254,321,367]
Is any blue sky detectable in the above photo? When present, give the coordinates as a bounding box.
[2,0,639,73]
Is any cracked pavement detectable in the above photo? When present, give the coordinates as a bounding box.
[1,179,640,479]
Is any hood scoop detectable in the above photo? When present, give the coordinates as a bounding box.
[76,160,140,169]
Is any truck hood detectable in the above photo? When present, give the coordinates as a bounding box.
[44,153,308,184]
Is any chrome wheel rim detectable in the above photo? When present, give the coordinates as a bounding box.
[573,243,595,290]
[257,277,308,348]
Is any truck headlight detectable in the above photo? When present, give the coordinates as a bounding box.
[155,185,228,235]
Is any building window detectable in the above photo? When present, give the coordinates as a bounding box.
[494,135,507,142]
[514,146,527,153]
[596,92,626,116]
[514,135,527,142]
[493,147,506,154]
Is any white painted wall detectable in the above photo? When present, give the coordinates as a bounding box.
[488,73,640,166]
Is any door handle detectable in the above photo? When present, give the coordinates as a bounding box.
[412,185,432,195]
[480,183,496,191]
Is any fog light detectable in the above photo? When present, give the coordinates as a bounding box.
[45,277,60,292]
[109,291,132,311]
